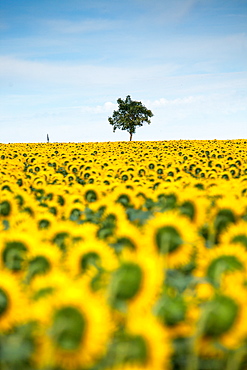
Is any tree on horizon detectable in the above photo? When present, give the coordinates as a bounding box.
[108,95,153,141]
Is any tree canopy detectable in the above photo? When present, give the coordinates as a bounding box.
[108,95,153,141]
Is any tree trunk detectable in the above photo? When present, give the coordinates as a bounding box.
[130,132,133,141]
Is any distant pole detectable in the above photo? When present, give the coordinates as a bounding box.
[47,134,49,143]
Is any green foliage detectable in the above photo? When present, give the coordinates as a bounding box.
[108,95,153,141]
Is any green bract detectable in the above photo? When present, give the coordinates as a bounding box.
[112,262,143,301]
[204,295,238,337]
[80,252,100,272]
[0,289,8,316]
[207,255,244,286]
[156,295,187,326]
[28,256,50,279]
[0,201,11,216]
[52,307,86,350]
[3,242,27,271]
[156,226,183,254]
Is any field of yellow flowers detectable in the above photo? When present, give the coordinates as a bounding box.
[0,139,247,370]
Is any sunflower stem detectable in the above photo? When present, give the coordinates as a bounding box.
[226,346,246,370]
[185,305,213,370]
[208,224,216,248]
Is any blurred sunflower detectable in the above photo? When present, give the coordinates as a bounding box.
[25,242,63,282]
[31,176,47,188]
[154,291,199,339]
[109,249,163,314]
[65,238,118,279]
[112,185,142,209]
[194,243,247,287]
[46,221,76,252]
[142,212,198,268]
[35,211,56,231]
[82,184,102,204]
[0,231,36,275]
[97,203,128,241]
[29,269,69,306]
[154,190,178,211]
[36,283,113,370]
[0,191,18,219]
[63,201,85,222]
[0,270,28,332]
[113,220,144,253]
[177,189,210,228]
[122,313,172,370]
[197,291,247,356]
[219,219,247,249]
[210,197,244,242]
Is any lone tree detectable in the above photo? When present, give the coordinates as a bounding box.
[108,95,153,141]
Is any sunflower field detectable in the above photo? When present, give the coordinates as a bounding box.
[0,139,247,370]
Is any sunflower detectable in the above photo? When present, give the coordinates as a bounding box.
[89,196,113,214]
[0,270,28,332]
[194,243,247,287]
[36,282,113,370]
[97,202,128,242]
[111,185,143,209]
[25,242,63,282]
[177,189,210,228]
[17,193,38,218]
[46,221,77,252]
[219,219,247,249]
[121,313,172,370]
[29,269,74,327]
[34,211,57,231]
[112,220,145,253]
[216,272,247,350]
[196,291,247,356]
[154,190,178,211]
[109,249,163,314]
[82,184,102,204]
[209,197,244,241]
[0,231,36,275]
[29,269,70,305]
[31,176,47,188]
[15,188,34,210]
[65,238,119,279]
[0,191,18,219]
[47,198,71,220]
[63,200,85,222]
[154,291,199,339]
[142,211,199,268]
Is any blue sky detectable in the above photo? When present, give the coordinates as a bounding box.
[0,0,246,143]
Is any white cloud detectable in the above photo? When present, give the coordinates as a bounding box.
[145,92,247,119]
[1,55,246,97]
[0,56,178,88]
[80,102,118,113]
[147,96,204,107]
